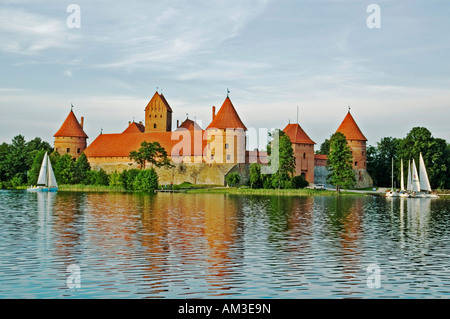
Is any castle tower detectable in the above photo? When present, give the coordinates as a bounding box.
[335,110,367,170]
[205,96,247,164]
[54,109,88,158]
[283,123,316,183]
[144,91,173,132]
[335,109,373,187]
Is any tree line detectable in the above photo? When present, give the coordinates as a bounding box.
[0,135,160,192]
[316,127,450,189]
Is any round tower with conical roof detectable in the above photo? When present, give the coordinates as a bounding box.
[335,109,373,187]
[54,109,88,159]
[205,96,247,164]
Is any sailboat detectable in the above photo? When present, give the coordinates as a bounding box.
[418,152,438,198]
[399,159,409,197]
[411,158,422,197]
[27,152,58,192]
[385,157,398,197]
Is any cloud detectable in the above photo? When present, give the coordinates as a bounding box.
[0,7,79,55]
[64,70,73,77]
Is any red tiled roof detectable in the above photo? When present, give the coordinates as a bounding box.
[54,110,88,138]
[336,111,367,141]
[314,154,328,160]
[176,118,202,131]
[206,97,247,130]
[84,131,207,158]
[283,123,315,145]
[122,122,145,134]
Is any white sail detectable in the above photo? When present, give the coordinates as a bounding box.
[47,156,58,188]
[419,152,432,192]
[400,159,405,191]
[37,152,48,185]
[412,158,421,192]
[407,160,412,191]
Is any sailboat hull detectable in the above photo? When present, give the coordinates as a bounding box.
[27,187,58,192]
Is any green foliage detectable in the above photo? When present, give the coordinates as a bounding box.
[326,132,356,192]
[132,168,159,192]
[316,138,330,155]
[397,127,447,189]
[0,135,53,188]
[109,170,122,187]
[120,169,140,190]
[88,168,110,186]
[292,175,309,189]
[249,163,263,188]
[366,137,400,187]
[129,141,171,169]
[53,153,76,184]
[226,172,241,187]
[367,127,449,189]
[74,153,91,184]
[267,129,296,189]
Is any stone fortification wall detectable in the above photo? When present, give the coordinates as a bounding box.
[314,166,373,189]
[88,157,248,186]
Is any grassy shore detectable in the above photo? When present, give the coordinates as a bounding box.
[58,184,127,192]
[185,187,364,196]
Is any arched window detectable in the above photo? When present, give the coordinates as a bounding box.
[153,123,157,129]
[303,153,306,159]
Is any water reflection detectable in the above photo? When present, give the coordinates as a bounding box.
[0,190,449,298]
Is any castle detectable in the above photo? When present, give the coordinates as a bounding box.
[53,91,373,188]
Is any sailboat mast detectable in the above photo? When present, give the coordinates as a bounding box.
[391,157,394,191]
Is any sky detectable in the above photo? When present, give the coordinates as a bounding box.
[0,0,449,149]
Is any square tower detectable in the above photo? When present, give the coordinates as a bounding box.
[144,91,173,132]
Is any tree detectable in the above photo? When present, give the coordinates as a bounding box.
[133,168,159,192]
[292,175,309,189]
[366,137,399,187]
[54,153,76,184]
[74,153,91,184]
[316,138,330,155]
[129,141,171,169]
[249,163,262,188]
[120,169,140,190]
[226,172,241,187]
[397,127,447,189]
[4,135,28,182]
[267,129,296,189]
[327,132,355,193]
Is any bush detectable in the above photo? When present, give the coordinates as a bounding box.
[226,172,241,187]
[292,175,309,189]
[132,168,158,192]
[120,169,140,190]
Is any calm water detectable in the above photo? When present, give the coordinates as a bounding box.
[0,190,449,299]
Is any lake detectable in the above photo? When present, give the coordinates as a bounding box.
[0,190,449,298]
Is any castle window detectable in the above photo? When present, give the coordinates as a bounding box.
[153,123,157,129]
[303,153,306,159]
[211,154,214,160]
[226,154,231,160]
[225,143,229,149]
[77,148,80,154]
[355,161,358,166]
[67,148,70,153]
[160,115,162,118]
